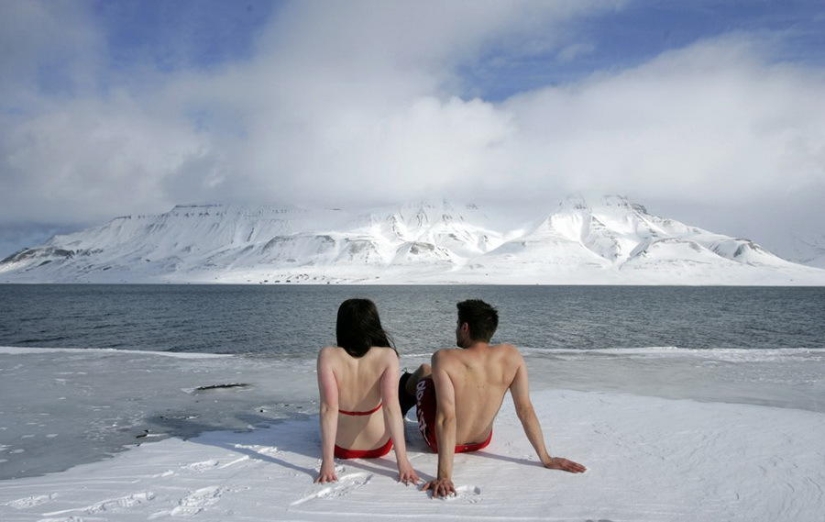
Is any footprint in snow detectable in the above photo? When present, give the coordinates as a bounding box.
[40,492,156,517]
[182,459,218,472]
[233,443,283,458]
[454,485,482,503]
[429,485,482,502]
[170,486,224,517]
[4,493,56,509]
[290,472,373,506]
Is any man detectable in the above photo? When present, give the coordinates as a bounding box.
[399,299,586,498]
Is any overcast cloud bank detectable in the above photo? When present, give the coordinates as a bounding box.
[1,1,823,260]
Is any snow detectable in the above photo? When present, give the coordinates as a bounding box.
[2,195,825,285]
[786,233,825,269]
[2,389,823,521]
[2,345,825,521]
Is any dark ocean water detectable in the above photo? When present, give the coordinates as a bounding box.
[2,285,824,356]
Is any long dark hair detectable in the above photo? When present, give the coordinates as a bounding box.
[336,298,395,358]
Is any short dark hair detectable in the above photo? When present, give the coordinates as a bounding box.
[336,298,394,358]
[457,299,498,342]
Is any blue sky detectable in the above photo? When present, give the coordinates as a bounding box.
[94,0,274,73]
[462,2,825,100]
[1,0,824,259]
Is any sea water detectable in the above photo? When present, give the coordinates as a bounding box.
[3,285,825,354]
[1,285,824,480]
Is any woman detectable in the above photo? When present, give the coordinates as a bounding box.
[315,298,419,485]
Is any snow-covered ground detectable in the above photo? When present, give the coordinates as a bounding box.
[2,345,824,522]
[2,195,825,285]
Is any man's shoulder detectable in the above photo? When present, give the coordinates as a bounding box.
[432,347,461,359]
[434,343,521,362]
[491,342,518,351]
[490,342,523,362]
[431,347,467,366]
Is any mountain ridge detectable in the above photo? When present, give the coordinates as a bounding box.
[2,196,824,285]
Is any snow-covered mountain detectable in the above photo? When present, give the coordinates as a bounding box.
[785,234,825,270]
[2,196,824,285]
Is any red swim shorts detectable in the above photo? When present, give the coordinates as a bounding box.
[415,377,492,454]
[334,438,393,459]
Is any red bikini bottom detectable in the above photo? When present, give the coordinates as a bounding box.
[334,438,393,459]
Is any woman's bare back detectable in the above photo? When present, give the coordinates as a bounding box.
[319,346,397,450]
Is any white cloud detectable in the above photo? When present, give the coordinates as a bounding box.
[0,1,102,101]
[2,92,210,223]
[0,1,823,259]
[499,35,825,208]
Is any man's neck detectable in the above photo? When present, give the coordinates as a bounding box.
[461,340,490,350]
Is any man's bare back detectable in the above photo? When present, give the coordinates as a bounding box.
[401,299,586,498]
[432,341,521,445]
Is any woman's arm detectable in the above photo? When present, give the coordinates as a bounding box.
[380,352,419,485]
[316,347,340,483]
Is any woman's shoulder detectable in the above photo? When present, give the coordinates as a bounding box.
[367,346,399,363]
[317,345,345,360]
[318,345,396,364]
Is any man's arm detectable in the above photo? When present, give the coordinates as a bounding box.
[509,352,586,473]
[422,350,458,498]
